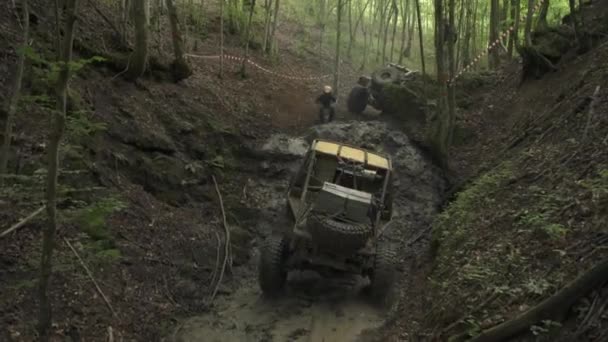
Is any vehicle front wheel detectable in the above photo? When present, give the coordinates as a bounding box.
[258,235,289,296]
[368,244,397,302]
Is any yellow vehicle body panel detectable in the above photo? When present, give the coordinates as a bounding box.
[313,140,391,170]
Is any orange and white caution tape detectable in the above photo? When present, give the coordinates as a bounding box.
[186,53,332,81]
[449,0,548,84]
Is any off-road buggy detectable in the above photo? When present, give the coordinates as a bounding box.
[347,63,422,114]
[258,139,397,300]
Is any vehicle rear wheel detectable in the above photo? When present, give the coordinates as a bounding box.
[347,86,369,114]
[258,235,288,296]
[308,215,373,252]
[369,244,397,302]
[371,67,401,87]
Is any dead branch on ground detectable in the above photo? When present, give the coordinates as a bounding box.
[465,258,608,342]
[0,205,46,238]
[582,85,601,140]
[64,238,117,317]
[208,175,233,304]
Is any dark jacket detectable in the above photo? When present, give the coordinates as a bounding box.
[316,93,336,108]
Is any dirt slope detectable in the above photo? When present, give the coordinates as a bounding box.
[375,2,608,341]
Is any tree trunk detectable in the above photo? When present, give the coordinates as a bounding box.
[502,0,509,42]
[361,13,369,70]
[568,0,580,43]
[536,0,549,31]
[269,0,280,54]
[461,0,473,67]
[524,0,535,46]
[489,0,500,69]
[389,0,399,62]
[447,0,456,147]
[414,0,425,80]
[128,0,149,80]
[262,0,272,52]
[427,0,450,168]
[470,0,478,64]
[219,0,224,78]
[0,0,29,181]
[382,1,394,63]
[347,0,353,58]
[121,0,130,44]
[507,0,520,58]
[405,0,415,57]
[334,0,343,96]
[240,0,256,77]
[455,0,466,69]
[38,0,79,340]
[351,0,372,62]
[166,0,192,81]
[398,0,408,63]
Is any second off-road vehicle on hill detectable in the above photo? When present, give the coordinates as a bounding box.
[258,139,397,300]
[347,63,423,114]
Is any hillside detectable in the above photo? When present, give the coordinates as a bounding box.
[1,0,607,341]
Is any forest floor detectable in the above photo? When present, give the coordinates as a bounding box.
[1,0,608,341]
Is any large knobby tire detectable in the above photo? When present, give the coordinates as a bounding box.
[258,235,288,296]
[347,86,369,114]
[369,244,397,302]
[371,67,401,88]
[308,215,373,252]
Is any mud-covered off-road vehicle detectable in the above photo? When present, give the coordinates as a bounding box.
[258,139,398,300]
[347,63,425,115]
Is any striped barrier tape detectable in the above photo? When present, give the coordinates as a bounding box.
[449,0,547,84]
[186,53,332,81]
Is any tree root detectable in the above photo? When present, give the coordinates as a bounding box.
[464,259,608,342]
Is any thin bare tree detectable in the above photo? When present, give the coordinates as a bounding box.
[1,0,30,181]
[241,0,256,76]
[38,0,79,339]
[334,0,343,96]
[166,0,192,81]
[127,0,149,80]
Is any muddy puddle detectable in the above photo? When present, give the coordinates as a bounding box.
[175,269,384,342]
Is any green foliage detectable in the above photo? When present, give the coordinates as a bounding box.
[578,168,608,203]
[71,196,126,241]
[516,210,568,240]
[530,320,562,336]
[433,162,513,246]
[22,45,105,85]
[66,109,108,140]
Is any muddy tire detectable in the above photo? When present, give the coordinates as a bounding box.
[369,244,397,302]
[258,235,288,295]
[308,216,373,252]
[371,67,401,88]
[347,86,369,114]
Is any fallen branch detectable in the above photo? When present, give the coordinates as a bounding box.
[442,291,500,337]
[466,258,608,342]
[0,205,46,238]
[209,175,233,303]
[107,326,114,342]
[208,230,221,286]
[582,85,601,141]
[64,238,117,317]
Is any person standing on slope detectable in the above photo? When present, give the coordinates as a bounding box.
[316,85,337,123]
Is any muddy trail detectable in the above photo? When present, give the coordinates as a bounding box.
[172,120,445,342]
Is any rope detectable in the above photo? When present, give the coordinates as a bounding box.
[185,53,332,81]
[449,0,548,84]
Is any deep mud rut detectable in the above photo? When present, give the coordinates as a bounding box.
[173,120,445,342]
